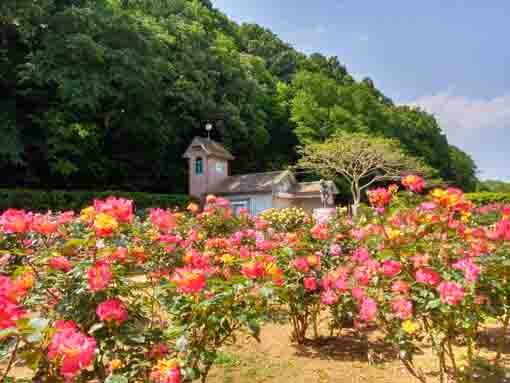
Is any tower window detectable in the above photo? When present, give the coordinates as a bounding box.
[195,157,203,175]
[216,162,225,174]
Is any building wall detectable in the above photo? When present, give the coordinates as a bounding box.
[187,149,207,198]
[206,157,229,190]
[187,149,229,198]
[273,196,323,213]
[272,196,294,210]
[225,193,273,216]
[293,197,323,212]
[223,194,324,216]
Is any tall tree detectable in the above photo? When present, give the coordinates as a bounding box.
[1,0,479,194]
[446,145,478,192]
[297,132,429,213]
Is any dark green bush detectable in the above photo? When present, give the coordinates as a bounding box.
[0,189,195,212]
[465,192,510,206]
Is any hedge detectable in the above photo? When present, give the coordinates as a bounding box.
[465,192,510,206]
[0,189,195,212]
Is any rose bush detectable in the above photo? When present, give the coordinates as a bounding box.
[0,179,508,383]
[0,197,278,383]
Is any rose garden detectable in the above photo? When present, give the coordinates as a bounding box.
[0,176,509,383]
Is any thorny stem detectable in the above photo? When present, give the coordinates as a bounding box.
[439,338,447,383]
[380,315,426,382]
[0,337,20,381]
[466,337,474,383]
[26,258,61,303]
[495,305,510,368]
[401,358,427,383]
[446,336,459,382]
[312,303,321,339]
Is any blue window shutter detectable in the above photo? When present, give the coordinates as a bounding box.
[195,158,203,175]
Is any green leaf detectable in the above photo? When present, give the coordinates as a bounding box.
[0,327,17,340]
[88,322,105,334]
[258,287,273,298]
[426,299,442,310]
[29,318,49,331]
[175,335,188,352]
[247,321,261,341]
[105,374,129,383]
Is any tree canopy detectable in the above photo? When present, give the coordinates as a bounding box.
[296,132,429,211]
[1,0,479,193]
[477,179,510,193]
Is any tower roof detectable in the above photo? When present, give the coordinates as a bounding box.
[183,137,235,160]
[207,171,287,195]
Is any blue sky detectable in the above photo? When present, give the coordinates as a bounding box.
[212,0,510,181]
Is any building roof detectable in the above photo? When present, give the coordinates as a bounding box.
[183,137,235,160]
[208,171,339,198]
[208,171,286,195]
[292,181,339,195]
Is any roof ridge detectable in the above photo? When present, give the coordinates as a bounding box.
[229,170,286,177]
[187,136,235,160]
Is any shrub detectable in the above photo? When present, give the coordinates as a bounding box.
[0,196,276,382]
[259,207,309,232]
[1,187,509,383]
[0,189,194,212]
[465,192,510,206]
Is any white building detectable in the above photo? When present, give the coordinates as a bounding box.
[183,137,338,216]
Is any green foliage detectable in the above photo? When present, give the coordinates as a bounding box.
[296,131,431,208]
[477,179,510,193]
[1,0,479,194]
[445,145,478,192]
[287,68,454,183]
[1,189,509,382]
[465,192,510,206]
[259,207,308,232]
[0,189,194,212]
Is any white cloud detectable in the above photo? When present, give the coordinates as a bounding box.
[407,92,510,181]
[408,93,510,136]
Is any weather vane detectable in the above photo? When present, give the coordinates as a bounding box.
[205,123,213,140]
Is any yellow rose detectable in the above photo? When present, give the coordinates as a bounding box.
[431,188,446,199]
[80,206,95,222]
[110,359,123,370]
[155,358,178,373]
[402,320,419,335]
[220,253,234,264]
[93,213,118,231]
[386,228,402,241]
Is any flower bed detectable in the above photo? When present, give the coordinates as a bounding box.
[1,179,509,383]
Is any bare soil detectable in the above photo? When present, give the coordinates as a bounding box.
[208,321,509,383]
[4,322,509,382]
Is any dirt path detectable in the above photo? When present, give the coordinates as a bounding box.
[3,322,508,382]
[208,322,508,383]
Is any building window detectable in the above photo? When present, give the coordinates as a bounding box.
[195,157,203,175]
[231,199,250,216]
[215,162,225,174]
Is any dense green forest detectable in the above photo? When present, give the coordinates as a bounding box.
[477,179,510,193]
[1,0,479,193]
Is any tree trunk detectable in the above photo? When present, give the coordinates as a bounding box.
[351,181,361,216]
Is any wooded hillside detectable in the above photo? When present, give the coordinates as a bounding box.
[1,0,478,192]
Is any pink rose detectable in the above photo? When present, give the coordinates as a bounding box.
[97,298,128,324]
[438,281,465,305]
[359,298,378,322]
[382,260,402,278]
[303,277,317,291]
[320,289,338,305]
[49,257,72,272]
[415,268,441,286]
[392,299,413,319]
